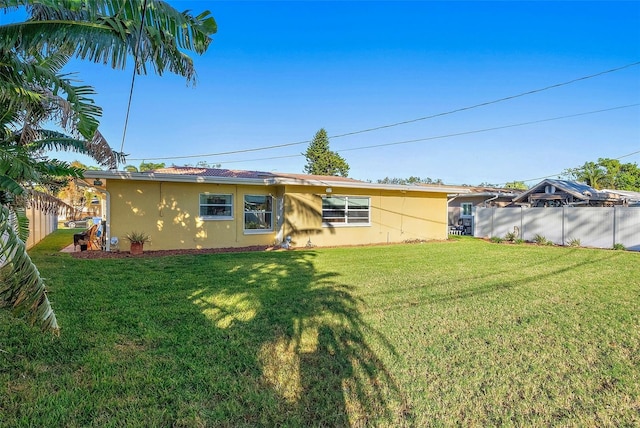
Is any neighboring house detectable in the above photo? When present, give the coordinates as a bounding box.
[82,167,469,252]
[601,189,640,207]
[512,179,638,207]
[444,185,522,235]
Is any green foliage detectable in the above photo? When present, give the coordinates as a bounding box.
[504,181,528,190]
[3,232,639,425]
[138,161,166,172]
[533,234,550,245]
[490,236,504,243]
[303,128,350,177]
[612,243,626,251]
[504,231,517,242]
[0,0,217,332]
[567,237,582,247]
[0,206,59,333]
[377,176,443,185]
[124,231,151,244]
[1,0,217,85]
[562,158,640,191]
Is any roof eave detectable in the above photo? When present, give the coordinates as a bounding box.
[82,170,268,185]
[83,170,470,194]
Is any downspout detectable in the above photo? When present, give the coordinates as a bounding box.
[447,195,459,232]
[483,194,499,207]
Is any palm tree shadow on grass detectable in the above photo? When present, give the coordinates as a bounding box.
[186,250,409,426]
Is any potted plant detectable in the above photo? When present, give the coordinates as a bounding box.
[125,231,150,255]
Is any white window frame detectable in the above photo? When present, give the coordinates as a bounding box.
[243,194,274,234]
[461,202,473,217]
[322,196,371,227]
[199,193,233,220]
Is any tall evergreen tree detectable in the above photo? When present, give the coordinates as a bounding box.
[303,128,349,177]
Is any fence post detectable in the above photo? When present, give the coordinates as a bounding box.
[562,206,566,246]
[491,207,495,238]
[520,206,524,241]
[613,206,617,247]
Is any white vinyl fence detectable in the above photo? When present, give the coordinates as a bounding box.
[25,205,58,250]
[475,207,640,251]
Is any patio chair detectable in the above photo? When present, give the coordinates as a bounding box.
[86,224,100,250]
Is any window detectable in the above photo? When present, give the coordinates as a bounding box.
[461,202,473,216]
[244,195,273,232]
[200,194,233,219]
[322,196,370,226]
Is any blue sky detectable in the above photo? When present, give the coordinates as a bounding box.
[28,1,640,185]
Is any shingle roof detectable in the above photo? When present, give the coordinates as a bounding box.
[512,179,618,203]
[152,166,363,183]
[82,167,472,194]
[542,179,598,196]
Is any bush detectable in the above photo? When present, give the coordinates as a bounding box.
[567,238,581,247]
[490,236,504,244]
[533,234,548,245]
[504,231,517,242]
[613,243,626,251]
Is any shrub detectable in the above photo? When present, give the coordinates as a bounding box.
[533,234,548,245]
[567,238,581,247]
[613,243,626,251]
[125,231,151,244]
[504,231,517,242]
[490,236,504,244]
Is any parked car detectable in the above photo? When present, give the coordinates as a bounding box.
[64,216,97,229]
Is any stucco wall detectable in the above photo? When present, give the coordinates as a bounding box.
[107,180,279,251]
[105,180,449,251]
[283,185,448,247]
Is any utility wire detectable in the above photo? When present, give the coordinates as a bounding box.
[499,149,640,186]
[119,0,149,158]
[127,61,640,162]
[201,104,640,165]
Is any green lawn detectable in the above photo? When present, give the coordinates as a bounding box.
[1,231,639,426]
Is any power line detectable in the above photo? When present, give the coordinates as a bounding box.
[497,148,640,186]
[119,0,150,157]
[127,61,640,162]
[200,104,640,165]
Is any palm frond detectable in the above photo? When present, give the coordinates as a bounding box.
[0,0,216,84]
[10,204,29,242]
[0,142,40,194]
[0,204,59,334]
[0,174,25,196]
[27,188,76,217]
[85,129,126,168]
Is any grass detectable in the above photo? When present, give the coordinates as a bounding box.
[1,231,639,426]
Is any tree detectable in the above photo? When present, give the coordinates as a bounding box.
[1,52,118,333]
[562,158,640,191]
[139,161,165,172]
[377,176,443,185]
[303,129,350,177]
[0,0,216,332]
[504,181,528,190]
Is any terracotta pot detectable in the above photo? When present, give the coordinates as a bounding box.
[130,242,144,255]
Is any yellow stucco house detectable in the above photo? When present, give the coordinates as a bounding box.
[82,167,466,252]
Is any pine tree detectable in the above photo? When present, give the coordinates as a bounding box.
[303,129,350,177]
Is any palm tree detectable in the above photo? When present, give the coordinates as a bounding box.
[1,0,216,84]
[1,0,216,332]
